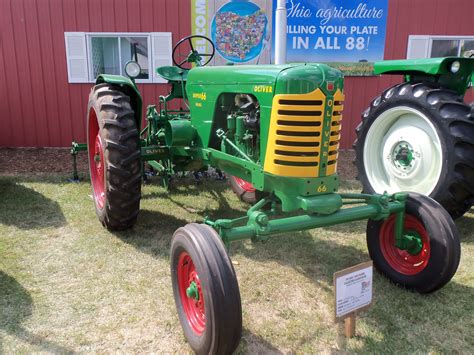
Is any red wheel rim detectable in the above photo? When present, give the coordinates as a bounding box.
[233,176,255,192]
[177,251,206,335]
[88,109,105,209]
[379,215,431,275]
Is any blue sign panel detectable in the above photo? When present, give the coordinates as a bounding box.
[273,0,388,63]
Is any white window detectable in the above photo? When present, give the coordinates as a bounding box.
[407,35,474,59]
[65,32,172,83]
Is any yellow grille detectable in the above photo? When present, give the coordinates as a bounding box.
[326,90,344,176]
[264,88,344,177]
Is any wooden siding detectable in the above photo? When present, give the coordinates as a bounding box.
[0,0,190,147]
[0,0,472,148]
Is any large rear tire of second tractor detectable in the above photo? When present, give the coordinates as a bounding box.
[354,82,474,219]
[87,84,142,230]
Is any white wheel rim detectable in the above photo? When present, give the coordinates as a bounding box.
[363,106,443,195]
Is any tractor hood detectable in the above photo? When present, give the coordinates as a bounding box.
[187,64,297,86]
[187,63,343,95]
[273,63,343,95]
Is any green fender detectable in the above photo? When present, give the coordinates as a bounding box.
[374,57,474,95]
[95,74,143,129]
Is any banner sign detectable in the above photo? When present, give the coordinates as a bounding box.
[273,0,388,74]
[192,0,273,65]
[191,0,211,52]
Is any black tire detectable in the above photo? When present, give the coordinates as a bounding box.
[354,82,474,219]
[87,84,141,230]
[367,192,461,293]
[171,223,242,354]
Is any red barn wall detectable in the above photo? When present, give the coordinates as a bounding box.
[0,0,472,148]
[0,0,190,147]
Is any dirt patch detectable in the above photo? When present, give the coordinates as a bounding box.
[0,147,358,180]
[336,150,357,181]
[0,148,88,176]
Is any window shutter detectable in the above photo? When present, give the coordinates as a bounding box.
[64,32,89,83]
[151,32,172,83]
[407,36,430,59]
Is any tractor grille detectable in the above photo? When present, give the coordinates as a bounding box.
[326,90,343,176]
[264,88,343,178]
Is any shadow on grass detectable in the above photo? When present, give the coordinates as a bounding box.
[111,185,245,260]
[232,228,473,352]
[111,209,189,259]
[142,178,246,220]
[0,179,66,229]
[234,230,369,291]
[237,329,284,354]
[0,271,72,353]
[352,280,474,352]
[456,210,474,244]
[141,175,230,199]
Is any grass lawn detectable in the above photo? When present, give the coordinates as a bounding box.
[0,173,473,353]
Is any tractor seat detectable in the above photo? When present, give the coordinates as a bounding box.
[156,66,188,82]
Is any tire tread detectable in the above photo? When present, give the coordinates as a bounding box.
[87,84,141,230]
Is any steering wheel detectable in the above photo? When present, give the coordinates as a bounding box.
[172,35,215,70]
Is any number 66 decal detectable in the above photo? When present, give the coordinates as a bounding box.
[317,185,327,193]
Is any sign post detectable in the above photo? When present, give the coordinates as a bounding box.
[334,261,373,338]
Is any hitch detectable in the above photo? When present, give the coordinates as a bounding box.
[70,141,87,182]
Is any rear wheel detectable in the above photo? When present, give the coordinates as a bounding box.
[87,84,141,230]
[229,175,258,203]
[229,175,268,204]
[171,223,242,354]
[354,82,474,218]
[367,193,461,293]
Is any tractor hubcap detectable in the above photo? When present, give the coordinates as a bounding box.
[396,231,423,255]
[392,141,415,170]
[186,281,199,300]
[177,252,206,335]
[379,214,431,275]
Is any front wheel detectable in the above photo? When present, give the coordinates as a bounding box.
[367,193,461,293]
[171,223,242,354]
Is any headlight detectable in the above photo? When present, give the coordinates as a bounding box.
[450,61,460,74]
[125,61,141,78]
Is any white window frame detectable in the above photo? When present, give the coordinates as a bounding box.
[407,35,474,59]
[65,32,172,84]
[86,33,152,84]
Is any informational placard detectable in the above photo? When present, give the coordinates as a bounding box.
[272,0,389,75]
[191,0,273,65]
[334,261,373,320]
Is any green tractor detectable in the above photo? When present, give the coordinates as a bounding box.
[85,36,461,354]
[354,57,474,219]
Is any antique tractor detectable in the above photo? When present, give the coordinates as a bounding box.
[354,57,474,219]
[86,36,461,354]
